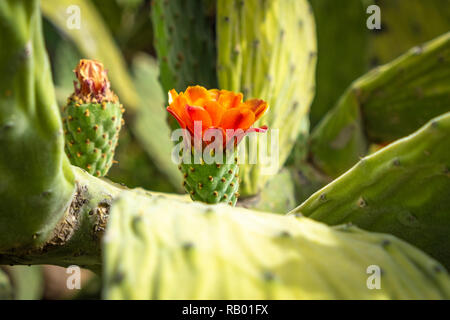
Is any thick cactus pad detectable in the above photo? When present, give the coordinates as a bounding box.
[103,192,450,299]
[308,0,369,128]
[217,0,317,196]
[310,32,450,177]
[0,0,74,250]
[63,98,123,177]
[151,0,217,94]
[292,112,450,269]
[179,151,239,205]
[369,0,450,65]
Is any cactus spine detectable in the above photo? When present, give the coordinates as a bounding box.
[63,60,124,177]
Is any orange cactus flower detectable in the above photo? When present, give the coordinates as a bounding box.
[167,86,268,147]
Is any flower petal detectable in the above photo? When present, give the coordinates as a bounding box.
[247,125,268,133]
[225,125,268,147]
[167,93,189,127]
[167,86,268,148]
[220,108,255,131]
[203,101,226,126]
[208,89,220,101]
[185,86,209,105]
[168,89,178,104]
[244,99,268,121]
[218,91,243,109]
[186,105,212,131]
[166,106,186,129]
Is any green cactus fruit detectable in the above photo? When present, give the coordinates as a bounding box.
[310,32,450,178]
[217,0,317,196]
[292,111,450,269]
[179,149,240,206]
[103,191,450,299]
[62,59,124,177]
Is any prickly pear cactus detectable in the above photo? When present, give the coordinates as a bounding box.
[369,0,450,66]
[217,0,317,196]
[179,150,240,205]
[308,0,369,128]
[63,60,124,177]
[293,112,450,269]
[0,0,74,250]
[151,0,217,95]
[310,32,450,177]
[103,192,450,299]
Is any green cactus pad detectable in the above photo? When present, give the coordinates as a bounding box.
[103,192,450,299]
[63,98,124,177]
[292,112,450,269]
[310,32,450,177]
[179,150,239,205]
[216,0,317,196]
[308,0,369,128]
[0,0,75,251]
[369,0,450,66]
[151,0,217,94]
